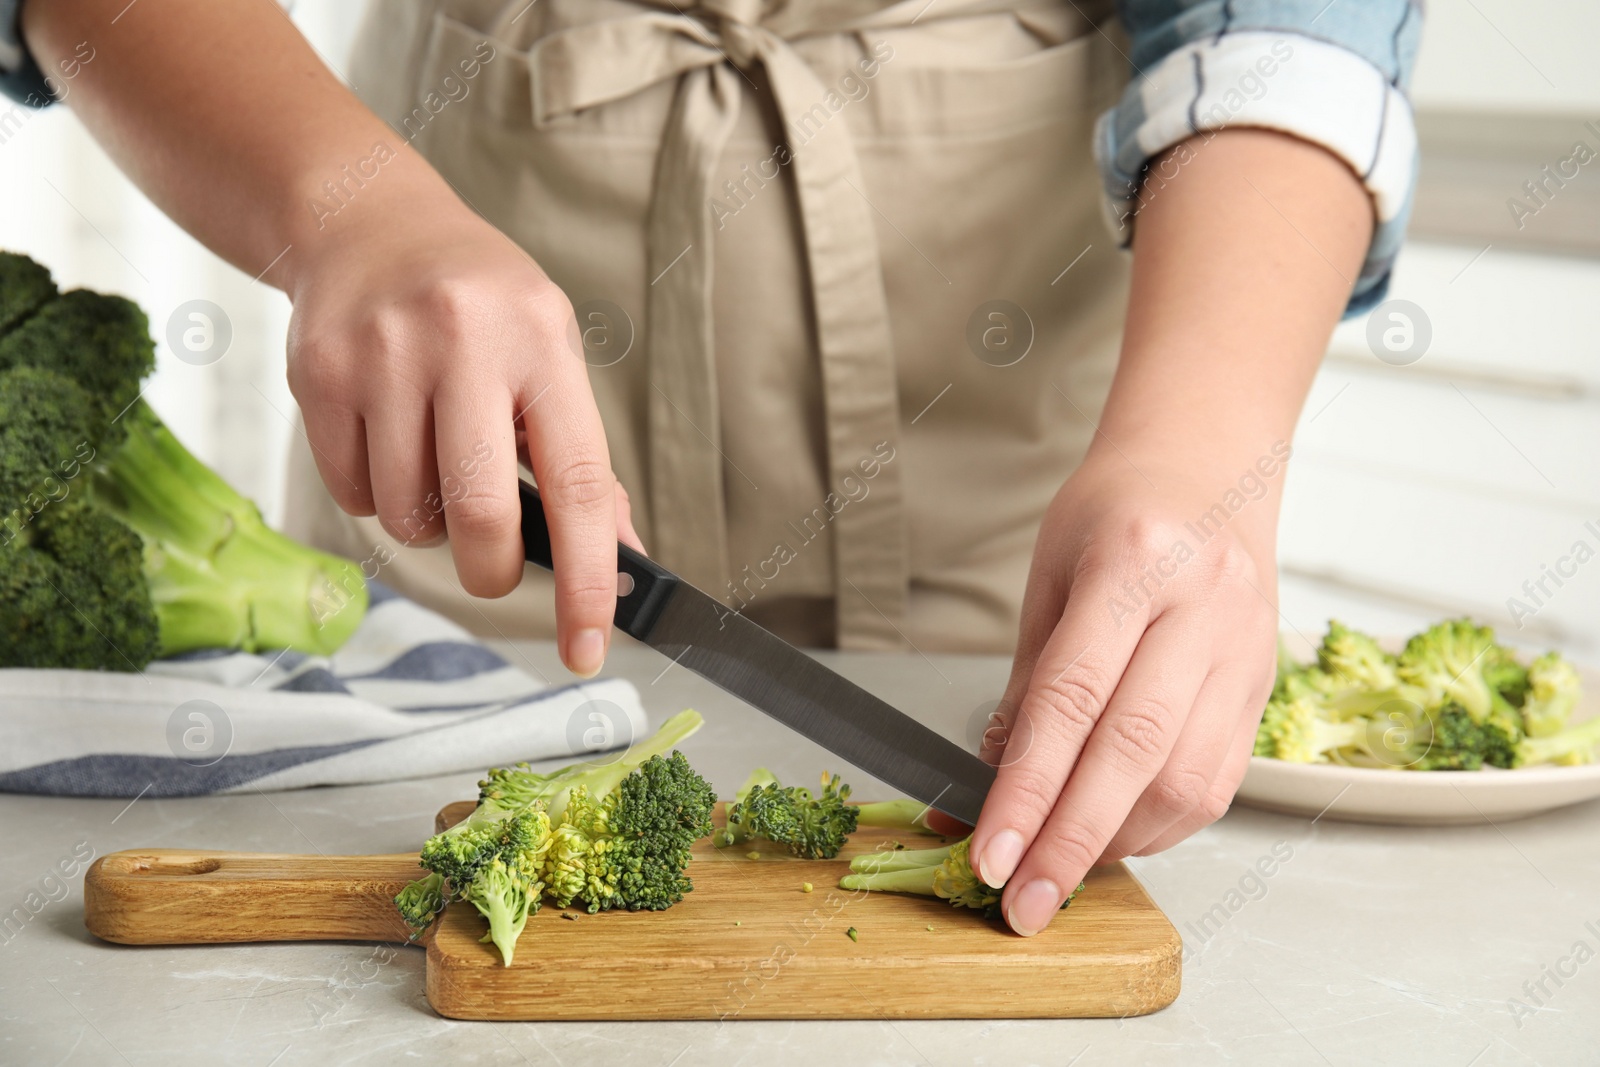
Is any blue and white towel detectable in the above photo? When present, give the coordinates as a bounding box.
[0,583,648,798]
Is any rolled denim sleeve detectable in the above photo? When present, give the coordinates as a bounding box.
[1095,0,1423,315]
[0,0,57,108]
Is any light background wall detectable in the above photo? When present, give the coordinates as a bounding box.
[0,1,1596,657]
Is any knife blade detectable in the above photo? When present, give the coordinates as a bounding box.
[518,479,995,825]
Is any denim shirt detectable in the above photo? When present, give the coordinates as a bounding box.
[1097,0,1423,314]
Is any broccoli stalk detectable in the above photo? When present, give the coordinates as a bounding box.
[0,252,368,669]
[94,403,366,654]
[840,837,1084,920]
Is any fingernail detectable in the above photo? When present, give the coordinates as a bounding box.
[1006,879,1061,937]
[568,628,606,678]
[977,829,1024,888]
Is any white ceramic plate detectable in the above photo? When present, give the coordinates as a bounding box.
[1233,656,1600,825]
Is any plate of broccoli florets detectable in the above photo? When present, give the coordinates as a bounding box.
[1236,619,1600,825]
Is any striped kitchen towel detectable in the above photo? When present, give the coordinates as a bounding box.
[0,582,649,798]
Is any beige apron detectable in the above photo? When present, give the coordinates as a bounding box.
[283,0,1130,654]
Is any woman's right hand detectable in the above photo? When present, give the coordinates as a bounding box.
[281,184,641,679]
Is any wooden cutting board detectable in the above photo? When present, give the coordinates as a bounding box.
[85,801,1180,1020]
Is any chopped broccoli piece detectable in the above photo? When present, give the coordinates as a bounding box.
[1318,619,1402,692]
[1396,619,1503,722]
[840,837,1083,921]
[845,926,858,942]
[1257,618,1586,775]
[1522,652,1581,738]
[462,851,544,966]
[719,771,858,859]
[715,769,938,858]
[394,871,447,933]
[399,712,716,964]
[1515,714,1600,767]
[0,252,367,670]
[1253,695,1371,763]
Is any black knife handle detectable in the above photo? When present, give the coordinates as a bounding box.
[517,478,679,641]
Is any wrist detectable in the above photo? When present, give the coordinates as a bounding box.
[273,149,470,297]
[1074,440,1288,562]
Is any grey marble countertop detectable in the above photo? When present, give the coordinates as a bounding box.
[4,640,1596,1067]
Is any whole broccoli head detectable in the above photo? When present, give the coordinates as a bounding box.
[0,251,368,670]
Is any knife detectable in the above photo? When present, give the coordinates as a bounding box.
[518,479,995,825]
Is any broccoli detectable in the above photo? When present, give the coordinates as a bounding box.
[1522,652,1581,738]
[397,711,716,965]
[1257,618,1586,773]
[462,851,545,966]
[1514,714,1600,767]
[1318,619,1402,692]
[840,837,1083,921]
[1254,695,1372,763]
[716,769,858,859]
[1395,619,1505,722]
[0,252,368,670]
[394,871,447,933]
[714,769,939,859]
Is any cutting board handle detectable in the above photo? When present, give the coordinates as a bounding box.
[85,849,428,945]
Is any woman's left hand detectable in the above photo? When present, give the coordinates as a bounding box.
[965,448,1282,935]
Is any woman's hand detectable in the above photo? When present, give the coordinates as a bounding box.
[961,127,1373,935]
[23,0,641,679]
[283,189,642,678]
[967,451,1281,934]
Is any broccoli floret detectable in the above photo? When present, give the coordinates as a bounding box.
[1514,714,1600,768]
[394,871,447,932]
[462,850,545,966]
[713,768,781,850]
[719,771,859,859]
[1396,619,1502,722]
[1318,619,1402,692]
[404,712,716,962]
[1521,653,1581,738]
[1253,696,1369,763]
[540,752,716,913]
[0,253,368,670]
[418,801,552,892]
[715,770,938,859]
[0,251,55,334]
[840,837,1083,921]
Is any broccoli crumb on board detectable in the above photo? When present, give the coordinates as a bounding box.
[561,913,579,921]
[801,882,813,894]
[745,851,761,860]
[846,927,858,942]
